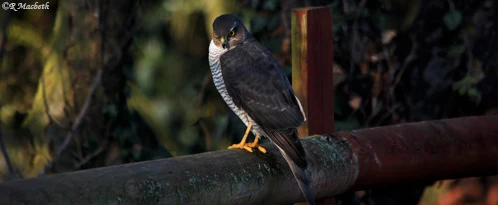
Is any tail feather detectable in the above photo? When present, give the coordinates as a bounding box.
[277,147,316,205]
[265,128,307,168]
[265,128,315,204]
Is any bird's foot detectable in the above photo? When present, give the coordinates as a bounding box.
[228,143,255,153]
[228,138,267,153]
[246,141,267,153]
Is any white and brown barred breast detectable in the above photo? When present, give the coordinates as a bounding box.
[208,40,263,137]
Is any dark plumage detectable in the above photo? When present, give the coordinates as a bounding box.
[212,14,240,37]
[219,37,307,168]
[209,14,315,205]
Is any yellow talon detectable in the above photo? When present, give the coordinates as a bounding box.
[228,123,266,153]
[228,122,253,152]
[246,136,267,153]
[228,143,254,152]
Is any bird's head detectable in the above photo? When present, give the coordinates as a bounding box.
[212,14,248,50]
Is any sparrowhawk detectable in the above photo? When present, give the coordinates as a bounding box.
[208,14,315,205]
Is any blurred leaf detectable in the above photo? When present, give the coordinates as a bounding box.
[267,15,280,31]
[334,90,349,116]
[423,56,452,88]
[453,72,483,104]
[335,116,361,132]
[262,0,278,11]
[332,18,344,34]
[283,65,291,75]
[453,76,469,94]
[447,44,465,57]
[102,104,118,118]
[8,20,49,59]
[113,127,131,144]
[349,96,362,111]
[251,16,267,33]
[131,145,142,160]
[373,14,388,30]
[381,30,397,44]
[262,35,283,53]
[468,88,481,104]
[153,146,172,159]
[178,127,198,147]
[443,9,462,30]
[251,0,260,9]
[328,0,340,7]
[333,63,346,86]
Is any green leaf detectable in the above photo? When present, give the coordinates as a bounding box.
[443,9,462,30]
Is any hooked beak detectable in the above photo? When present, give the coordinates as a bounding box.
[220,37,228,49]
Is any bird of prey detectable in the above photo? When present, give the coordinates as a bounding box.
[208,14,315,205]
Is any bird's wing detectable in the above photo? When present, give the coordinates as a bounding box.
[220,38,307,167]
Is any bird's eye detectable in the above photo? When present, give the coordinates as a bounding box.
[213,33,219,38]
[228,31,235,37]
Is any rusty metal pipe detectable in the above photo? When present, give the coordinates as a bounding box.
[0,116,496,204]
[346,115,498,189]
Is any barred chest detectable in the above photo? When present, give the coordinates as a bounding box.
[208,40,262,137]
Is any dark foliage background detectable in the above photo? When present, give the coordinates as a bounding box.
[0,0,496,204]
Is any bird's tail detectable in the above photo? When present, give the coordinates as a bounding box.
[277,147,316,205]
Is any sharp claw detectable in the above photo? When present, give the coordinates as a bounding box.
[257,146,267,153]
[227,145,238,149]
[228,143,267,153]
[228,143,254,153]
[247,142,266,153]
[243,147,254,152]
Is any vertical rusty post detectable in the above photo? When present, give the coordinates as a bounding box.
[292,7,334,138]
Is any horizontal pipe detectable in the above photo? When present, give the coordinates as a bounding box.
[348,115,498,189]
[0,116,496,204]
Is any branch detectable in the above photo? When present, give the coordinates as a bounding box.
[0,10,17,180]
[1,116,497,204]
[0,127,17,180]
[38,68,103,176]
[41,75,63,126]
[72,140,108,170]
[38,0,108,176]
[0,8,11,65]
[389,35,417,99]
